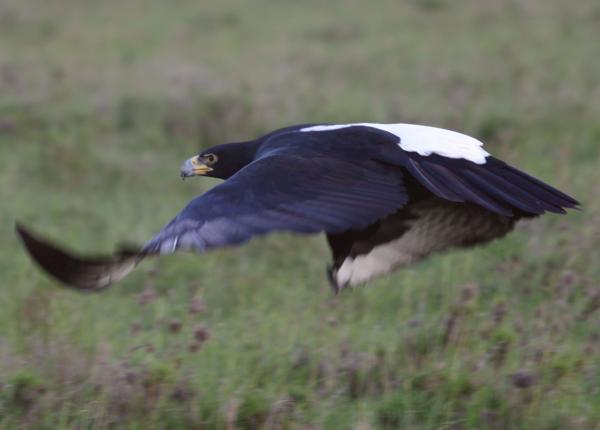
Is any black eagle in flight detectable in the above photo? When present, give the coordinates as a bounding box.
[17,123,579,293]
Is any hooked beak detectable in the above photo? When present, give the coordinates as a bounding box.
[180,156,213,179]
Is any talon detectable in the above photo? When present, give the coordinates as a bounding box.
[326,265,341,295]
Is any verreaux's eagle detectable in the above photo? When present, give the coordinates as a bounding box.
[17,123,579,293]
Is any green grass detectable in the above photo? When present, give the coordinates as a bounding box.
[1,0,599,428]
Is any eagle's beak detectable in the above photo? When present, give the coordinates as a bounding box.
[180,156,213,179]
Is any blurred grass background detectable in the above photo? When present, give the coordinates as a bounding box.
[1,0,599,428]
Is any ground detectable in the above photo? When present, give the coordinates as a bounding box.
[0,0,599,428]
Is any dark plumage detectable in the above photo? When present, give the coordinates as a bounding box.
[16,123,579,293]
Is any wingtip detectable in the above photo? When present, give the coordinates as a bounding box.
[15,221,43,260]
[15,222,40,250]
[15,220,27,239]
[15,222,144,292]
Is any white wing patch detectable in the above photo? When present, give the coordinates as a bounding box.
[300,123,490,164]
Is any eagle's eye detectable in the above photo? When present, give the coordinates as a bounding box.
[203,153,218,165]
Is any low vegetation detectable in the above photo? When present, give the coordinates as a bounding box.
[1,0,599,428]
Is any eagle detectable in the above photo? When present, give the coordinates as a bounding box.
[17,123,579,293]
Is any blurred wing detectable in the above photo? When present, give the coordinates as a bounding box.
[16,223,145,292]
[16,150,407,291]
[144,150,407,253]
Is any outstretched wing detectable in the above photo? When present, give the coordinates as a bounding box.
[144,150,407,253]
[17,149,408,290]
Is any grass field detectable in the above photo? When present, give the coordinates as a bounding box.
[1,0,599,428]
